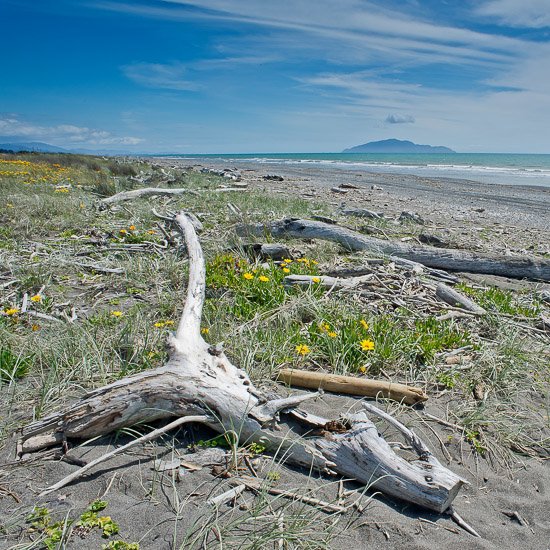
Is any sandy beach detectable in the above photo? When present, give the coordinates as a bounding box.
[1,156,549,550]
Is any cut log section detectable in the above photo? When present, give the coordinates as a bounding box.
[19,211,464,513]
[236,218,550,281]
[278,369,428,405]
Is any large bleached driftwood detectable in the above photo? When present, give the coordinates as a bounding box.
[237,218,550,281]
[19,212,465,513]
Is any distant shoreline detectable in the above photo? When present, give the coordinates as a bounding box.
[156,152,550,189]
[156,156,550,234]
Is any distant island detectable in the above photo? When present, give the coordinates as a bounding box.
[343,139,455,154]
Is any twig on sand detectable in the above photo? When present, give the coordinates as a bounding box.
[232,477,347,514]
[447,507,481,537]
[207,484,245,507]
[38,415,209,496]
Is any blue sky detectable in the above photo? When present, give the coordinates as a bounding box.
[1,0,549,153]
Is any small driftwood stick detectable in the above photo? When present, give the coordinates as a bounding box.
[208,484,246,507]
[278,369,427,405]
[283,274,373,290]
[39,415,209,496]
[100,187,198,205]
[233,477,347,514]
[435,284,486,314]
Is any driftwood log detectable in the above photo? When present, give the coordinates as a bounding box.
[19,212,465,513]
[436,283,486,315]
[237,218,550,281]
[100,187,198,205]
[278,369,428,405]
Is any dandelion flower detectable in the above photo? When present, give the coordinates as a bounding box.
[201,327,210,334]
[360,339,375,351]
[4,307,19,316]
[282,267,290,274]
[312,277,321,283]
[154,321,165,328]
[129,225,136,231]
[258,275,269,282]
[164,320,174,326]
[295,344,311,356]
[119,229,127,235]
[360,319,369,330]
[30,294,42,303]
[359,366,368,374]
[327,331,338,338]
[147,230,156,235]
[31,324,40,331]
[283,258,292,264]
[243,272,254,280]
[111,310,124,318]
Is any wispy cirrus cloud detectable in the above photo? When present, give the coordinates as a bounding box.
[0,115,143,145]
[476,0,550,28]
[121,61,200,91]
[96,0,528,67]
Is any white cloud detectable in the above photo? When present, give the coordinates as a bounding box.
[0,116,143,145]
[122,62,200,91]
[476,0,550,28]
[386,114,415,124]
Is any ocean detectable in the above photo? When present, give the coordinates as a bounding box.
[163,153,550,188]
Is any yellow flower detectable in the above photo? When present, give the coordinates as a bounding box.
[327,331,338,338]
[282,267,290,273]
[31,324,40,331]
[258,275,269,282]
[147,230,156,235]
[360,319,369,330]
[295,344,311,356]
[282,258,292,264]
[360,339,375,351]
[129,225,136,231]
[312,277,321,283]
[359,366,368,374]
[119,229,127,235]
[111,310,124,318]
[154,321,165,328]
[30,294,42,303]
[164,320,174,326]
[4,307,19,316]
[243,272,254,280]
[201,327,210,334]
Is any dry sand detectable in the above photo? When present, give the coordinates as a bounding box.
[1,160,549,549]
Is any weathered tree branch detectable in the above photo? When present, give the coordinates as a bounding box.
[237,218,550,281]
[100,187,198,205]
